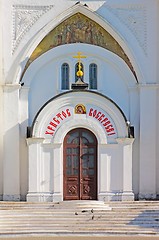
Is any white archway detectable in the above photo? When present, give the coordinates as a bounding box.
[10,4,144,84]
[27,91,134,202]
[31,91,128,141]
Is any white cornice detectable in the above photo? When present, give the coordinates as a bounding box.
[138,83,159,89]
[3,84,21,91]
[26,137,45,145]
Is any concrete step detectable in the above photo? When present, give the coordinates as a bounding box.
[0,201,159,237]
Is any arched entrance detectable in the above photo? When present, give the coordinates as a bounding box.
[63,128,97,200]
[27,91,134,202]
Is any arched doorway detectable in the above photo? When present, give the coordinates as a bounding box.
[27,91,134,202]
[63,128,97,200]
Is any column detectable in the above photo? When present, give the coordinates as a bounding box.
[98,144,112,201]
[52,143,63,202]
[139,85,157,199]
[3,84,21,201]
[26,138,44,202]
[116,138,135,201]
[19,86,29,200]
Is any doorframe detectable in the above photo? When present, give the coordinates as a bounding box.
[63,127,98,201]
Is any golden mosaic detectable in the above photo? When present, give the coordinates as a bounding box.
[25,13,137,80]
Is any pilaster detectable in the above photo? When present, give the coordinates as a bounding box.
[27,139,63,202]
[19,86,29,200]
[3,84,21,201]
[0,0,3,200]
[26,137,44,202]
[116,138,135,201]
[98,139,134,201]
[139,84,157,199]
[52,143,63,202]
[0,84,3,200]
[98,144,111,201]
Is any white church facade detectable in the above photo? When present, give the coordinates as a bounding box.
[0,0,159,202]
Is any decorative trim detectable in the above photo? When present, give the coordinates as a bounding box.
[12,5,54,53]
[138,83,159,89]
[26,137,45,145]
[116,138,135,145]
[29,91,128,142]
[31,91,127,131]
[105,4,147,55]
[3,84,21,91]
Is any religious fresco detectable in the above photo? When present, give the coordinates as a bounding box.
[24,13,137,80]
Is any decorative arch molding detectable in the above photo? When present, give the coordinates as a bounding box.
[11,4,145,85]
[53,118,108,145]
[22,43,136,88]
[30,90,129,144]
[22,11,137,82]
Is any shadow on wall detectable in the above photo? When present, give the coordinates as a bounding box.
[128,209,159,232]
[3,122,28,201]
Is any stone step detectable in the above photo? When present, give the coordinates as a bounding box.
[0,223,157,230]
[0,219,157,223]
[0,221,159,228]
[0,209,158,214]
[0,213,159,219]
[0,229,157,235]
[0,214,158,220]
[0,230,156,236]
[0,205,159,210]
[0,221,158,227]
[0,201,159,237]
[0,202,159,208]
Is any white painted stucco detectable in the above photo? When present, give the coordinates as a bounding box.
[0,0,159,201]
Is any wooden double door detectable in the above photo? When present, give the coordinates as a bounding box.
[63,128,97,200]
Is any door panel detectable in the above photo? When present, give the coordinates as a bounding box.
[63,128,97,200]
[65,146,80,200]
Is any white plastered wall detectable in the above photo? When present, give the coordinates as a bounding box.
[0,0,3,200]
[157,1,159,196]
[1,0,159,200]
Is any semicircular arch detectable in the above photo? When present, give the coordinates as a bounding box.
[31,90,129,144]
[11,4,144,84]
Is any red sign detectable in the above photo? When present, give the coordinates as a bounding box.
[88,108,116,136]
[45,109,71,136]
[45,107,116,137]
